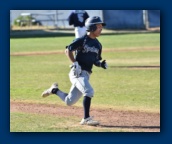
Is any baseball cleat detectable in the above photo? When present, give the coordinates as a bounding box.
[80,117,99,126]
[41,82,58,98]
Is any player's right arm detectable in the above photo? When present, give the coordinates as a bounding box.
[65,49,75,63]
[65,38,83,77]
[65,37,83,63]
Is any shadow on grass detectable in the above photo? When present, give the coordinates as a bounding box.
[110,66,160,69]
[99,125,160,129]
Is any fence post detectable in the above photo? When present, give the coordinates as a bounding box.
[143,10,149,29]
[54,10,58,28]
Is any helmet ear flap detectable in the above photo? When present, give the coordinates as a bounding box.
[90,24,97,32]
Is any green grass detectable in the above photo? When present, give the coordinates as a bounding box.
[10,33,160,132]
[91,67,160,111]
[10,112,127,132]
[98,33,160,48]
[10,33,160,53]
[10,53,160,111]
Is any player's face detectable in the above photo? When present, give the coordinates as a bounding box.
[88,24,103,38]
[93,24,103,37]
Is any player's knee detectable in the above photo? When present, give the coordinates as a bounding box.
[65,100,73,106]
[65,98,76,106]
[66,102,73,106]
[85,88,94,97]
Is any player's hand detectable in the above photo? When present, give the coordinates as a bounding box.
[101,60,108,69]
[71,61,82,77]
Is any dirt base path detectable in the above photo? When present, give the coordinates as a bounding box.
[10,100,160,132]
[10,47,160,56]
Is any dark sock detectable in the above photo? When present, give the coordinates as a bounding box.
[83,96,91,119]
[52,88,59,94]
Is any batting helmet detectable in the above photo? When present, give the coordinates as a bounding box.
[85,16,106,32]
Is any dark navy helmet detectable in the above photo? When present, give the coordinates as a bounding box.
[85,16,106,32]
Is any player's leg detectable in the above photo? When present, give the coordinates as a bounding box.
[41,82,68,101]
[80,27,87,37]
[64,85,82,106]
[74,27,86,38]
[83,96,91,119]
[74,27,80,38]
[72,71,94,97]
[70,70,99,125]
[41,82,82,105]
[41,68,83,103]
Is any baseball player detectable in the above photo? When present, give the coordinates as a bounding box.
[41,16,107,126]
[68,10,89,38]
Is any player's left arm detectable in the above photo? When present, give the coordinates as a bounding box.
[94,48,108,69]
[94,60,108,69]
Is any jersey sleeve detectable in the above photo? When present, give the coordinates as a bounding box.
[98,47,102,60]
[97,41,102,60]
[84,12,89,21]
[68,12,74,25]
[94,43,102,67]
[67,37,84,51]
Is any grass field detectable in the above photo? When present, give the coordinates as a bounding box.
[10,33,160,132]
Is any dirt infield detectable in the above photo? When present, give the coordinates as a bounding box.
[10,47,160,56]
[10,100,160,132]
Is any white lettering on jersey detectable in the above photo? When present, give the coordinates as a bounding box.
[82,45,99,54]
[77,13,84,23]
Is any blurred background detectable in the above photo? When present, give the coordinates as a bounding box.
[10,10,160,29]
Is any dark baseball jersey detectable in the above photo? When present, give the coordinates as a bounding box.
[68,10,89,27]
[67,35,102,73]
